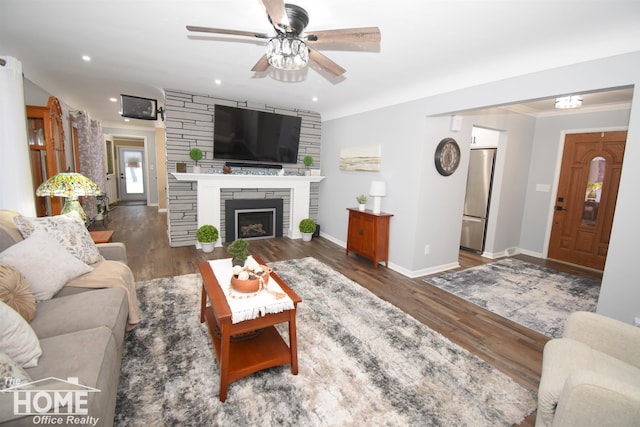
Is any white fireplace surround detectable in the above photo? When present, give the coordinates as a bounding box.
[171,173,325,245]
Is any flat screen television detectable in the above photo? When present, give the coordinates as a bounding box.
[120,94,158,120]
[214,105,302,164]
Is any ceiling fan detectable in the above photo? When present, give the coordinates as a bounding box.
[186,0,381,77]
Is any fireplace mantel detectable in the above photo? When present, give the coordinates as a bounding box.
[171,173,325,243]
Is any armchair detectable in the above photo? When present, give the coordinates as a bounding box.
[536,311,640,426]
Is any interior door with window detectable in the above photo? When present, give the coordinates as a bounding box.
[117,146,147,202]
[104,135,117,203]
[548,131,627,270]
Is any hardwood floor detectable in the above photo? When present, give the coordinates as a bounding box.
[93,204,603,426]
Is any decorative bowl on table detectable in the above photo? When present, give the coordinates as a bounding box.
[230,265,272,293]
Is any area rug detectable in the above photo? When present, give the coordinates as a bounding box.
[115,257,535,426]
[425,258,601,338]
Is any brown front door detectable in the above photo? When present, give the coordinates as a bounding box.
[548,131,627,270]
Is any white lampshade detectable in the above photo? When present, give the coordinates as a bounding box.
[369,181,386,214]
[369,181,387,197]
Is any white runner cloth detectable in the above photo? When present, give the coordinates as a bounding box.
[208,257,295,324]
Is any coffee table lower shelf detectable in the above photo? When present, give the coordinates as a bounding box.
[203,306,294,385]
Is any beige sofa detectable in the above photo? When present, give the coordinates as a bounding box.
[0,210,139,426]
[536,311,640,426]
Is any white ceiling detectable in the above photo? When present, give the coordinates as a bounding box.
[1,0,639,129]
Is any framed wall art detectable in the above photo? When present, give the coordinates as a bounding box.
[339,145,381,171]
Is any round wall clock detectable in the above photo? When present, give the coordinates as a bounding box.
[434,137,461,176]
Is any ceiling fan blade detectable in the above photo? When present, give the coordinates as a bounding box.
[306,27,381,44]
[186,25,269,39]
[309,48,346,76]
[261,0,290,31]
[251,54,271,72]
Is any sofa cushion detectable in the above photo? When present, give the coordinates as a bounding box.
[537,337,640,426]
[0,263,36,321]
[0,210,23,253]
[0,301,41,368]
[14,212,104,265]
[31,287,128,351]
[0,230,93,301]
[2,327,120,425]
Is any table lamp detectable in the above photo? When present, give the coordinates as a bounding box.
[36,171,101,222]
[369,181,386,214]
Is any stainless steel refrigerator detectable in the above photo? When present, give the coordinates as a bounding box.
[460,148,496,253]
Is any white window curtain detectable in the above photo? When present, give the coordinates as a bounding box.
[0,56,36,215]
[77,112,106,221]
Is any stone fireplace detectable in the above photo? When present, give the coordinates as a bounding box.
[171,173,324,246]
[225,199,284,242]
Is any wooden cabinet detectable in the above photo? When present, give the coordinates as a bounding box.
[346,208,393,268]
[27,96,66,216]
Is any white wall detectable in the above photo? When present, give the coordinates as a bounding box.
[319,51,640,323]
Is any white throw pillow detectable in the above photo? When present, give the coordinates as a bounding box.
[0,230,93,301]
[0,351,32,389]
[14,212,104,265]
[0,352,33,421]
[0,301,42,368]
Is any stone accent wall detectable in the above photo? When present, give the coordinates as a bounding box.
[164,89,321,247]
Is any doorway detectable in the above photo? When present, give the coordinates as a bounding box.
[117,146,147,202]
[548,131,627,270]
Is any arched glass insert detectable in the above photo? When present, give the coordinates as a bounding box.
[582,156,605,226]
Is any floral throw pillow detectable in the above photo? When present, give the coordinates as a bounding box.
[14,212,103,265]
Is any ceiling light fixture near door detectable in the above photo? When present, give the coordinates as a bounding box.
[555,95,582,109]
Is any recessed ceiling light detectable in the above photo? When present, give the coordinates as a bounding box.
[82,55,91,62]
[214,79,222,85]
[124,118,130,122]
[109,97,118,103]
[312,97,318,102]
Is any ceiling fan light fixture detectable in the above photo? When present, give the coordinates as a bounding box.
[555,95,583,109]
[267,35,309,71]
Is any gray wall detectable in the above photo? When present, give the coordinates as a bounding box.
[164,89,321,246]
[318,51,640,324]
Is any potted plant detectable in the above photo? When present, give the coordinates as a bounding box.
[356,194,367,211]
[303,155,313,175]
[190,147,203,173]
[227,238,249,266]
[196,224,218,253]
[299,218,316,242]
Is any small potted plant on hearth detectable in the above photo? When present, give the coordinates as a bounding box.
[299,218,316,242]
[196,224,218,253]
[227,238,249,266]
[356,194,367,211]
[190,147,203,173]
[303,155,313,175]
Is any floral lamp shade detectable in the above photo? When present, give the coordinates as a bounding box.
[36,171,101,222]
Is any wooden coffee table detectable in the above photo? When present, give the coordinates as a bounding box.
[198,256,302,402]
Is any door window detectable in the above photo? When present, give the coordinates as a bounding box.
[581,156,605,227]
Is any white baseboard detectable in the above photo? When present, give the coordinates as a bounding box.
[319,232,460,279]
